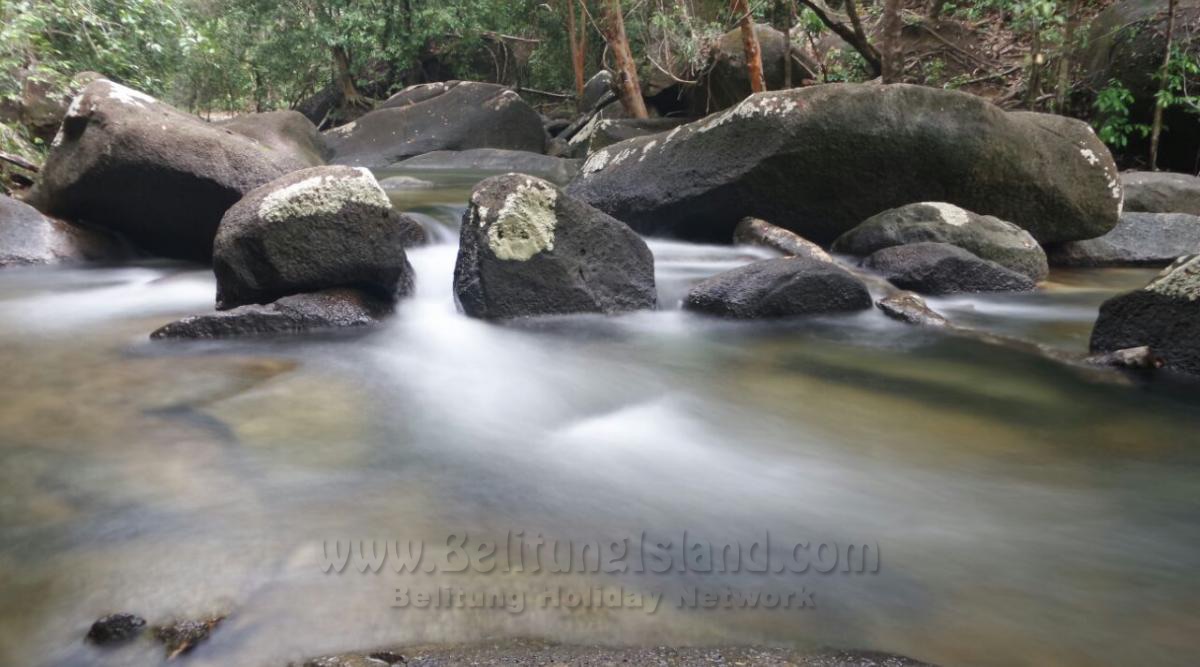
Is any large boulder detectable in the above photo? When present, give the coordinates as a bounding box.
[567,117,691,156]
[219,110,331,170]
[453,173,655,319]
[1050,212,1200,267]
[832,202,1049,281]
[214,166,421,309]
[1121,171,1200,215]
[324,81,546,168]
[691,24,818,114]
[581,70,614,111]
[862,242,1036,294]
[29,79,293,260]
[151,289,390,340]
[1091,255,1200,375]
[1083,0,1200,171]
[567,84,1122,245]
[391,149,580,183]
[684,257,872,319]
[1,194,124,266]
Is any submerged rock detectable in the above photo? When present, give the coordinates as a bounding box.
[684,257,872,319]
[153,616,224,659]
[877,292,950,327]
[1120,171,1200,215]
[568,84,1121,245]
[1084,346,1163,370]
[863,242,1036,295]
[392,148,580,183]
[833,202,1048,281]
[214,166,420,310]
[86,613,146,646]
[733,217,832,262]
[325,81,546,168]
[1091,255,1200,375]
[152,289,390,340]
[219,110,331,170]
[1,194,124,267]
[1049,212,1200,267]
[453,173,655,319]
[29,79,294,260]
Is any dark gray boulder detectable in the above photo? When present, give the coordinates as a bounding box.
[1,194,124,266]
[1091,255,1200,375]
[877,292,950,327]
[453,173,655,319]
[392,149,580,183]
[684,257,872,319]
[151,289,391,339]
[29,79,294,261]
[1049,212,1200,267]
[219,110,331,170]
[691,24,818,114]
[832,202,1049,281]
[324,81,546,168]
[86,613,146,646]
[214,166,421,310]
[1121,171,1200,215]
[733,217,832,262]
[567,84,1122,245]
[567,117,690,156]
[863,242,1036,295]
[581,70,614,111]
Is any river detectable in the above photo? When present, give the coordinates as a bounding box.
[0,168,1198,666]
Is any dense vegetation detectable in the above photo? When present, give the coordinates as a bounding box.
[2,0,1197,170]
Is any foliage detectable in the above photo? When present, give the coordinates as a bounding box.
[1093,80,1149,149]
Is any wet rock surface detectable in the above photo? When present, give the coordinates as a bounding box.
[1,194,125,267]
[1091,255,1200,376]
[153,615,224,659]
[877,292,950,327]
[833,202,1048,281]
[86,613,146,646]
[214,165,420,309]
[864,242,1036,295]
[454,173,655,319]
[684,257,873,319]
[152,288,391,339]
[1049,212,1200,267]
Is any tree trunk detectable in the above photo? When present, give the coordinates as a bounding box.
[566,0,586,103]
[599,0,649,118]
[1025,28,1043,109]
[881,0,903,83]
[1150,0,1179,170]
[731,0,766,92]
[798,0,882,76]
[1054,0,1079,113]
[782,0,794,88]
[332,45,365,108]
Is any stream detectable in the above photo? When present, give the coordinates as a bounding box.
[1,169,1198,666]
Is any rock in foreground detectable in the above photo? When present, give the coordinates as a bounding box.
[325,82,546,168]
[1,194,124,267]
[214,166,421,310]
[1049,212,1200,267]
[152,289,390,339]
[30,79,293,260]
[684,257,872,319]
[863,243,1036,295]
[86,613,146,646]
[833,202,1048,281]
[1091,255,1200,375]
[1120,171,1200,215]
[568,84,1121,245]
[453,173,655,319]
[877,292,950,327]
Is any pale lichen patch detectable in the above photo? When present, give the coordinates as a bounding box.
[103,81,156,109]
[922,202,971,227]
[258,169,389,223]
[1146,255,1200,301]
[327,121,357,136]
[485,178,559,261]
[581,149,611,176]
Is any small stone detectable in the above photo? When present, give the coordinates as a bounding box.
[153,616,224,659]
[86,613,146,645]
[877,292,949,327]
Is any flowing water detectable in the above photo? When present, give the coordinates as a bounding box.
[1,169,1199,667]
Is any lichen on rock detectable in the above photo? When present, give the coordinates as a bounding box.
[257,167,389,223]
[484,177,559,261]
